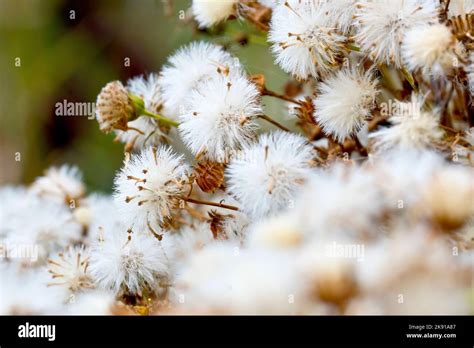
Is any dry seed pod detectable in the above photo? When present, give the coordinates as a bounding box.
[194,160,225,193]
[421,169,474,232]
[448,13,474,48]
[315,260,358,306]
[294,96,323,140]
[208,210,234,238]
[248,74,266,94]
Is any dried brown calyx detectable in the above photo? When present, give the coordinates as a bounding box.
[208,210,235,239]
[448,13,474,49]
[194,160,226,193]
[240,0,272,32]
[294,96,324,141]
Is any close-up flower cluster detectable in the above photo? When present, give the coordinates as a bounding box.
[1,0,473,315]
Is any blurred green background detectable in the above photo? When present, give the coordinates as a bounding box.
[0,0,289,192]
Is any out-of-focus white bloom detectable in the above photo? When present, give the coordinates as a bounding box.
[370,95,444,152]
[5,198,82,265]
[114,146,190,231]
[354,0,439,68]
[457,217,474,249]
[402,23,465,77]
[268,0,349,80]
[170,222,215,262]
[81,193,120,243]
[159,42,243,115]
[355,232,471,314]
[47,245,94,293]
[95,81,134,133]
[296,242,358,305]
[30,165,85,205]
[89,227,169,295]
[294,164,385,239]
[227,131,314,219]
[258,0,280,9]
[0,186,29,238]
[174,244,304,314]
[179,74,261,163]
[64,290,117,315]
[247,214,303,249]
[419,166,474,231]
[313,67,378,143]
[192,0,238,28]
[448,0,474,16]
[115,74,175,150]
[371,150,443,207]
[0,264,66,314]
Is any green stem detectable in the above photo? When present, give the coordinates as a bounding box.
[347,43,360,52]
[142,110,179,127]
[401,66,417,92]
[129,93,179,127]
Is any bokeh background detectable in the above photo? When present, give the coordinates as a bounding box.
[0,0,288,192]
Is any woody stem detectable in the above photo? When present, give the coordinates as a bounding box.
[181,197,239,211]
[258,114,291,132]
[263,88,303,106]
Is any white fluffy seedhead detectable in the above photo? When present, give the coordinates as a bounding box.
[294,164,385,239]
[322,0,358,35]
[402,23,465,77]
[115,73,175,150]
[30,165,85,205]
[258,0,280,9]
[370,95,444,152]
[4,198,82,265]
[370,149,444,207]
[47,245,94,293]
[226,131,315,219]
[192,0,238,28]
[179,74,261,163]
[247,213,304,249]
[89,227,169,295]
[81,193,121,243]
[268,0,349,80]
[354,0,440,68]
[0,265,66,314]
[159,41,243,115]
[0,186,30,238]
[354,232,471,314]
[174,244,304,314]
[313,67,378,143]
[113,146,190,231]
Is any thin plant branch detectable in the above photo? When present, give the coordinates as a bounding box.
[258,114,291,132]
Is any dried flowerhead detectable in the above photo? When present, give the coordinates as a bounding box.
[96,81,135,133]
